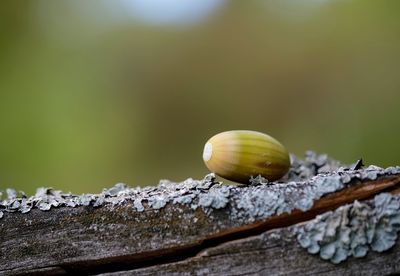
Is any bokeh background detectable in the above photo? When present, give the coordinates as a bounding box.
[1,0,399,194]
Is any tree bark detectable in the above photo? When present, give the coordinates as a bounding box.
[1,163,400,275]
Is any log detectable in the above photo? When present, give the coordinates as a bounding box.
[1,153,400,275]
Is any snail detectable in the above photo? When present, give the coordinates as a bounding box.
[203,130,290,184]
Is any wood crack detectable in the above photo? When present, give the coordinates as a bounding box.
[1,174,400,275]
[7,175,398,275]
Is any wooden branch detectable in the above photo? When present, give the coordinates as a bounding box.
[1,157,400,275]
[124,220,400,276]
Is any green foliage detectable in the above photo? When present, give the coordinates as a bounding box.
[0,1,399,194]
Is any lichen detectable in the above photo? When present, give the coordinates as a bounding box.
[104,183,128,196]
[148,196,168,209]
[133,198,145,212]
[6,188,17,200]
[296,193,400,263]
[249,175,269,185]
[198,184,230,209]
[0,151,399,226]
[284,151,343,181]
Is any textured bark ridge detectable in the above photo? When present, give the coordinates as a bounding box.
[1,152,400,275]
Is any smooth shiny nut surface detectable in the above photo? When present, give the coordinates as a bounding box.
[203,130,290,184]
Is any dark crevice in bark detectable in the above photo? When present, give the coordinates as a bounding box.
[11,176,400,275]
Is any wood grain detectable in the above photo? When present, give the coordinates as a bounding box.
[1,175,399,275]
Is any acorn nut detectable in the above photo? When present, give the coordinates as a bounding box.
[203,130,290,184]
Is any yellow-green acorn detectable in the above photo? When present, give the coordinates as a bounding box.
[203,130,290,184]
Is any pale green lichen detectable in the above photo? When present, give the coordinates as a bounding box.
[198,184,230,209]
[0,152,399,227]
[133,198,145,212]
[229,174,355,223]
[296,193,400,264]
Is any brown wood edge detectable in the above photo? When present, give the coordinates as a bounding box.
[14,174,400,275]
[205,175,400,241]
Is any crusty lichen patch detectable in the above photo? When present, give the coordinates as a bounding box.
[0,152,399,225]
[0,151,400,266]
[296,193,400,264]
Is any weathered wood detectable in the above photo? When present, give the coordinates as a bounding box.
[103,222,400,276]
[1,154,400,275]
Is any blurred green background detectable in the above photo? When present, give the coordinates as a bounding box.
[1,0,399,194]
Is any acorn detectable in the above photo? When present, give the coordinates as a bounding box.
[202,130,290,184]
